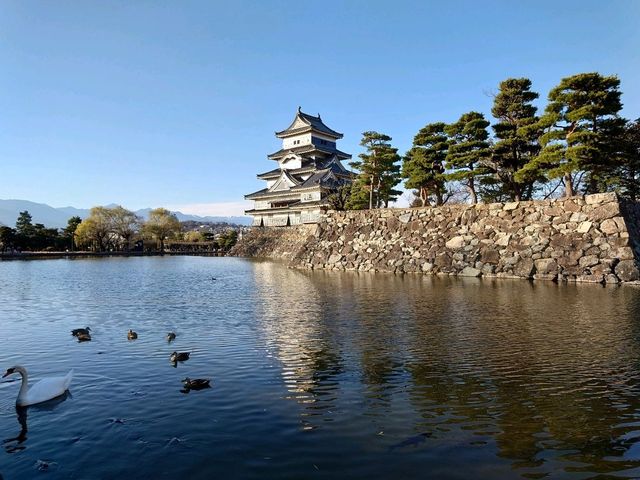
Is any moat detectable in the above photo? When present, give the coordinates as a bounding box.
[2,256,640,479]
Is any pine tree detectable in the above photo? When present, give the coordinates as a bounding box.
[345,176,371,210]
[444,112,490,204]
[15,210,34,236]
[15,210,35,249]
[326,183,352,211]
[615,118,640,200]
[63,216,82,251]
[348,131,401,209]
[378,167,403,208]
[402,122,448,206]
[487,78,542,201]
[516,73,624,197]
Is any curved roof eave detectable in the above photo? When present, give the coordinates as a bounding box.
[275,108,343,139]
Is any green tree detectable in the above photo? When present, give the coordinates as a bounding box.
[614,118,640,200]
[517,72,624,197]
[184,230,204,242]
[14,211,35,250]
[218,229,238,251]
[402,122,448,206]
[15,210,33,234]
[445,112,491,204]
[31,223,60,250]
[326,183,352,211]
[0,226,16,252]
[620,118,640,200]
[345,175,371,210]
[143,208,181,252]
[63,216,82,251]
[348,131,401,209]
[378,169,403,208]
[487,78,542,201]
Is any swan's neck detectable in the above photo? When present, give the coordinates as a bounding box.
[14,367,29,404]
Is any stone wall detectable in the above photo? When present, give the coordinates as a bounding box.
[233,193,640,284]
[229,224,314,260]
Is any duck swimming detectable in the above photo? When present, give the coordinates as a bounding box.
[167,332,176,342]
[127,330,138,340]
[182,378,210,390]
[71,327,91,337]
[76,331,92,342]
[170,352,190,362]
[2,366,73,407]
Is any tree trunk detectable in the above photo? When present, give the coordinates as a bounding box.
[564,173,575,197]
[514,185,521,202]
[420,187,428,207]
[369,175,374,210]
[468,178,478,204]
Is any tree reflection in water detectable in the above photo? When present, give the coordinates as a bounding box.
[253,262,640,477]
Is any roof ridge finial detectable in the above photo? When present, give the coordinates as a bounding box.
[297,106,302,114]
[317,112,321,120]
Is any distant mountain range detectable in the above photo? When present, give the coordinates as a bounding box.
[0,199,252,228]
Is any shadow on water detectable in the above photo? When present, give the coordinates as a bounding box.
[3,391,71,453]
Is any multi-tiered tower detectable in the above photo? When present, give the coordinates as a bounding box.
[245,108,354,226]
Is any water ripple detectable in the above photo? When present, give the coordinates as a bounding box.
[1,258,640,478]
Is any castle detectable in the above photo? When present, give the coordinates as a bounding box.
[245,108,354,226]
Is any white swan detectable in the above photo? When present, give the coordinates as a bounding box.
[2,366,73,407]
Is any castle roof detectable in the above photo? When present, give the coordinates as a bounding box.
[257,156,353,179]
[267,144,351,161]
[275,107,343,139]
[245,163,353,200]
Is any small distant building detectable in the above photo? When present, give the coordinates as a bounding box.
[245,107,354,226]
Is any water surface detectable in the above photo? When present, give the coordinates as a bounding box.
[2,257,640,479]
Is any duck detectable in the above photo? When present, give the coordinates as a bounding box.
[170,351,190,362]
[167,332,176,342]
[71,327,91,337]
[182,378,210,390]
[127,329,138,340]
[2,366,73,407]
[76,331,92,342]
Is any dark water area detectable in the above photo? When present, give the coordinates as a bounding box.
[2,257,640,479]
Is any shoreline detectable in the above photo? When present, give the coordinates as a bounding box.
[0,251,223,261]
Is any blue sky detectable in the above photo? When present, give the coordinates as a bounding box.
[1,1,639,216]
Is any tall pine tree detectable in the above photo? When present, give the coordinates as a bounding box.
[15,210,34,236]
[402,122,448,206]
[445,112,490,204]
[348,131,401,209]
[615,118,640,200]
[517,73,624,196]
[487,78,542,201]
